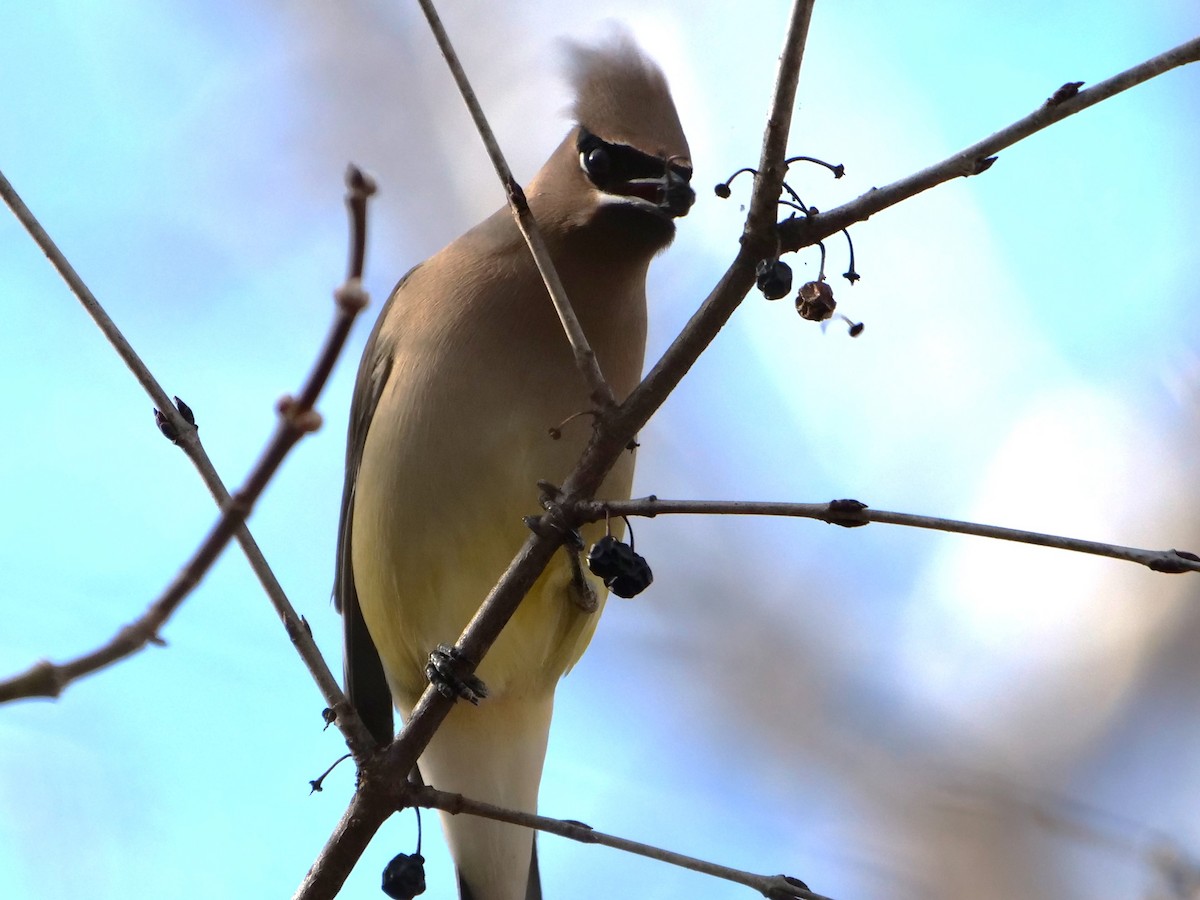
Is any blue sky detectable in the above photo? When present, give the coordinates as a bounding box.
[2,2,1199,899]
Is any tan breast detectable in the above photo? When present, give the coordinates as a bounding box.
[351,204,649,704]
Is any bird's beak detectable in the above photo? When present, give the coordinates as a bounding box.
[658,168,695,218]
[611,167,695,218]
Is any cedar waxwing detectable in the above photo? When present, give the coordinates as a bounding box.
[335,32,693,900]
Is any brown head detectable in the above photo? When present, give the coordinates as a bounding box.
[528,31,694,257]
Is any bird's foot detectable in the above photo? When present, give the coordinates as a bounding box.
[536,480,564,507]
[566,551,600,613]
[531,481,600,611]
[523,481,584,550]
[425,644,489,705]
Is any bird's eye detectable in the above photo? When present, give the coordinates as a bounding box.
[583,146,611,180]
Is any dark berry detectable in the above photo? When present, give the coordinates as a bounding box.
[755,259,793,301]
[382,852,426,899]
[587,535,653,599]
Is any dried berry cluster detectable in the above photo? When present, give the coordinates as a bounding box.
[716,155,863,336]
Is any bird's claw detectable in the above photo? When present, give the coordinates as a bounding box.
[566,551,600,613]
[524,482,583,549]
[536,480,563,505]
[425,643,489,705]
[523,516,581,549]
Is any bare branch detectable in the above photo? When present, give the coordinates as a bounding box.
[413,0,616,409]
[409,782,833,900]
[0,453,295,704]
[0,169,181,421]
[576,497,1200,575]
[293,780,394,900]
[619,0,816,432]
[746,0,818,239]
[0,169,379,753]
[779,34,1200,251]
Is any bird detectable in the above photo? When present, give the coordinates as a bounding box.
[334,31,693,900]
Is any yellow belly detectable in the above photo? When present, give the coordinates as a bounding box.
[349,406,626,710]
[351,509,608,709]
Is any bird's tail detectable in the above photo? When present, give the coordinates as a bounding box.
[417,692,553,900]
[458,844,541,900]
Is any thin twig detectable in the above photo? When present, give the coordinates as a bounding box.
[616,0,816,434]
[745,0,817,240]
[409,782,832,900]
[0,169,380,758]
[0,393,323,703]
[413,0,615,409]
[574,498,1200,575]
[0,165,378,754]
[778,34,1200,251]
[0,168,181,425]
[293,779,394,899]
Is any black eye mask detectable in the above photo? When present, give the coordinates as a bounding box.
[577,127,694,217]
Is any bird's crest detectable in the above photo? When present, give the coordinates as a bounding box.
[564,30,689,162]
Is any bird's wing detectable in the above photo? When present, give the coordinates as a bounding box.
[334,265,421,746]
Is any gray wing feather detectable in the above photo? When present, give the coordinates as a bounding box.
[334,266,421,746]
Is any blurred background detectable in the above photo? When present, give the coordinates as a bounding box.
[2,1,1199,898]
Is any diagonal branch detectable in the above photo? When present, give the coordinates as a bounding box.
[409,781,833,900]
[621,0,816,431]
[0,371,330,703]
[575,497,1200,575]
[745,0,817,239]
[778,34,1200,251]
[414,0,616,409]
[0,168,380,758]
[0,168,181,425]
